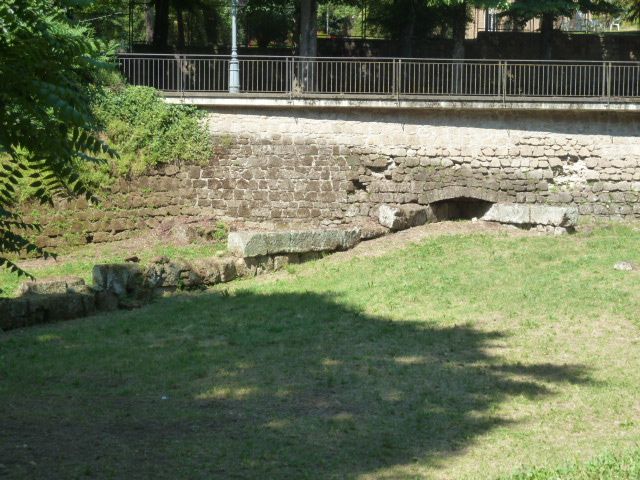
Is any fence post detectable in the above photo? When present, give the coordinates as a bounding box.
[607,61,612,105]
[289,57,295,99]
[391,59,397,99]
[177,55,182,94]
[501,61,507,104]
[396,59,402,102]
[497,60,502,101]
[600,62,607,99]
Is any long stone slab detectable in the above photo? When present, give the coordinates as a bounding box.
[228,228,361,257]
[482,203,578,227]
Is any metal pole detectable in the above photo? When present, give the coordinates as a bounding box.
[229,0,240,93]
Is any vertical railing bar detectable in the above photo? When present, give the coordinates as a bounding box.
[607,61,612,104]
[116,54,640,101]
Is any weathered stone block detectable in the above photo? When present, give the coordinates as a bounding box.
[529,205,579,227]
[17,277,87,297]
[228,229,360,257]
[0,291,96,331]
[482,204,530,225]
[378,204,432,231]
[145,259,202,291]
[93,264,144,298]
[482,203,578,227]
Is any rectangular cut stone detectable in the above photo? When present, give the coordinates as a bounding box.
[482,204,531,224]
[482,203,578,227]
[529,205,578,227]
[228,229,361,257]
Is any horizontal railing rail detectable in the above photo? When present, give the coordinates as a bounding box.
[117,54,640,101]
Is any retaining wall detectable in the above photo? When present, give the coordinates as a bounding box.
[24,105,640,247]
[200,106,640,223]
[21,165,213,249]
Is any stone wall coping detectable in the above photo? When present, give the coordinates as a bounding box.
[165,94,640,112]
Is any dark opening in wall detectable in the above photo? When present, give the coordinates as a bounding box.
[431,197,493,221]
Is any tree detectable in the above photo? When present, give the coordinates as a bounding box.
[152,0,170,48]
[245,0,294,48]
[300,0,318,56]
[626,0,640,21]
[439,0,507,59]
[366,0,441,57]
[504,0,620,59]
[0,0,114,277]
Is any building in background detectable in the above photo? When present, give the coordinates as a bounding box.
[468,7,539,38]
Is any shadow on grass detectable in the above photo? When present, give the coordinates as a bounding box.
[1,290,590,479]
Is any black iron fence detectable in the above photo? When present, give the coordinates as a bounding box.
[118,54,640,101]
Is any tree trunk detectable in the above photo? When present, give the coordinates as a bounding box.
[203,5,219,48]
[400,3,415,58]
[541,12,555,60]
[299,0,318,57]
[176,6,185,50]
[145,5,154,44]
[451,1,467,94]
[152,0,170,50]
[451,0,467,60]
[298,0,318,91]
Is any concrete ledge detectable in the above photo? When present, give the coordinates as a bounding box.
[164,94,640,112]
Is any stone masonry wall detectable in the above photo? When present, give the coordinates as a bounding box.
[21,165,211,249]
[25,106,640,247]
[201,107,640,224]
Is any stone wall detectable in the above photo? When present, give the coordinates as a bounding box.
[25,105,640,247]
[200,107,640,224]
[22,165,211,249]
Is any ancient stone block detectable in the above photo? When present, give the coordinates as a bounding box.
[17,277,87,297]
[93,264,145,298]
[378,204,433,231]
[228,229,361,257]
[482,203,578,227]
[145,259,203,291]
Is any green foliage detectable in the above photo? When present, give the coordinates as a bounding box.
[626,0,640,21]
[317,2,361,36]
[505,0,621,24]
[0,0,115,278]
[244,0,295,47]
[366,0,505,47]
[212,221,229,241]
[91,85,212,177]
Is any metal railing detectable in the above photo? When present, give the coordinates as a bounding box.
[118,54,640,101]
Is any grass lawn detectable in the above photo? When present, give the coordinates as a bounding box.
[1,224,639,479]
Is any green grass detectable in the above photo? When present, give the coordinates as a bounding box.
[1,225,639,479]
[503,449,640,479]
[0,241,226,297]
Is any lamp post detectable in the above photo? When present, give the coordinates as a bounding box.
[229,0,247,93]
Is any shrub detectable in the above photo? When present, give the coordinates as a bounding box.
[91,84,213,177]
